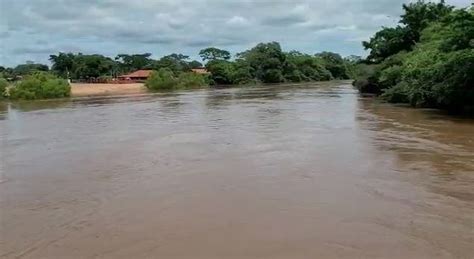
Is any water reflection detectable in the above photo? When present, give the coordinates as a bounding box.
[0,101,8,120]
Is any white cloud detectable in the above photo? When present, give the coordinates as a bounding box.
[0,0,471,65]
[226,16,250,27]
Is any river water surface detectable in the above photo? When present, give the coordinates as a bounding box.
[1,82,473,258]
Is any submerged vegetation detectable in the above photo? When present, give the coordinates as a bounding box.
[354,1,474,114]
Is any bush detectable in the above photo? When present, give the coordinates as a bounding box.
[177,72,208,89]
[145,69,178,90]
[8,72,70,100]
[381,82,410,103]
[352,64,382,93]
[145,69,209,90]
[0,78,8,99]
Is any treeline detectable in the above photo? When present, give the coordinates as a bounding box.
[1,43,356,84]
[354,0,474,114]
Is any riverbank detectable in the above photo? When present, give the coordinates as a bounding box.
[71,83,147,97]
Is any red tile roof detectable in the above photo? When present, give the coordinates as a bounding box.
[191,68,210,74]
[119,70,153,78]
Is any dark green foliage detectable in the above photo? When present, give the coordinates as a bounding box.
[188,60,203,69]
[363,0,453,63]
[400,0,454,44]
[49,53,117,79]
[12,63,49,76]
[115,53,153,73]
[232,59,254,85]
[49,52,75,78]
[73,54,117,79]
[205,60,235,85]
[9,72,70,100]
[356,2,474,114]
[238,42,287,83]
[352,64,382,93]
[362,26,412,63]
[285,51,332,81]
[315,52,350,79]
[153,53,191,75]
[145,69,178,90]
[199,47,231,61]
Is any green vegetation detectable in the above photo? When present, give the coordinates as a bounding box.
[2,43,354,86]
[0,78,8,99]
[354,1,474,114]
[203,43,349,85]
[8,72,70,100]
[145,69,208,91]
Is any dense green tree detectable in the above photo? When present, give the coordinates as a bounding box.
[232,58,254,84]
[400,0,453,44]
[73,54,117,79]
[205,60,235,85]
[355,2,474,114]
[238,42,286,83]
[188,60,203,69]
[315,52,350,79]
[363,0,454,63]
[154,53,190,74]
[199,47,231,61]
[284,51,332,81]
[362,26,412,63]
[49,52,75,78]
[115,53,153,73]
[13,62,49,76]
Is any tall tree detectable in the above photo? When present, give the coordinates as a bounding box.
[154,53,190,74]
[115,53,153,73]
[49,52,76,78]
[199,47,231,62]
[237,42,286,83]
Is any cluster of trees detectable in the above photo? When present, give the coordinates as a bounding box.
[354,0,474,114]
[200,44,354,85]
[47,52,204,80]
[0,53,204,81]
[1,44,355,84]
[145,69,208,91]
[7,72,70,100]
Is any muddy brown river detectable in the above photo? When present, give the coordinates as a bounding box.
[1,82,473,258]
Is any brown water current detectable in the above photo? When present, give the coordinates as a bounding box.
[1,82,473,258]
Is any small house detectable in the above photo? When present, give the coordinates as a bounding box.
[118,70,153,82]
[191,68,210,75]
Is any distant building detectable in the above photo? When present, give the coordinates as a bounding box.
[191,68,210,75]
[118,70,153,81]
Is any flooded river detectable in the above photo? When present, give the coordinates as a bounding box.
[1,82,473,258]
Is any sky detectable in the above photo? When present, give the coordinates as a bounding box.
[0,0,471,66]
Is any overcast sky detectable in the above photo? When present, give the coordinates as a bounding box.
[0,0,471,66]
